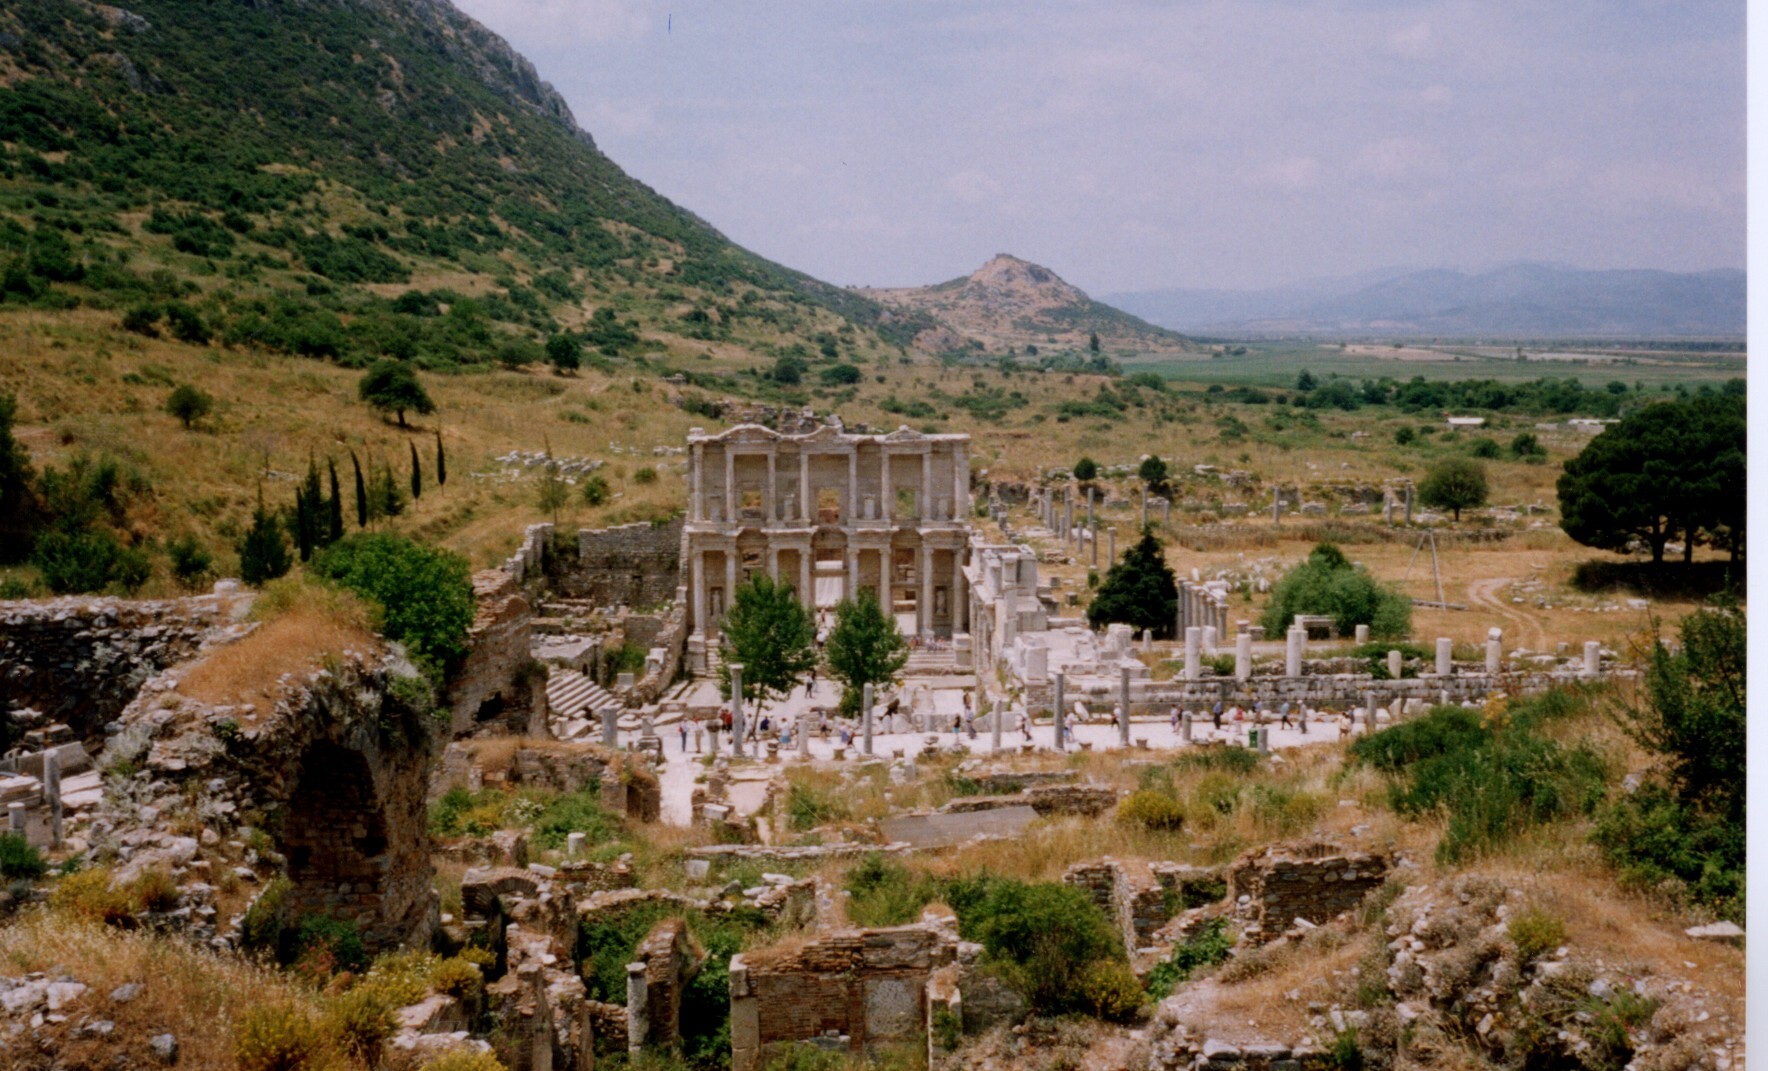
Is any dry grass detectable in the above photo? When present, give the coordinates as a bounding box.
[0,908,339,1071]
[176,578,378,710]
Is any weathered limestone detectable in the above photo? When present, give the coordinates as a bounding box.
[862,682,875,756]
[1185,627,1202,681]
[1584,640,1601,677]
[1118,665,1132,747]
[1286,626,1305,677]
[730,664,746,758]
[1227,842,1391,944]
[685,425,971,668]
[1436,637,1454,676]
[1387,649,1403,679]
[1052,672,1066,748]
[1235,632,1252,682]
[1486,628,1503,675]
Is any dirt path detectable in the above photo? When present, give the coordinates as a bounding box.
[1465,577,1548,651]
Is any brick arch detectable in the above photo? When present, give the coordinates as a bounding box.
[281,742,391,935]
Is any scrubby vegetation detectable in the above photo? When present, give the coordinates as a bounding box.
[1259,543,1411,639]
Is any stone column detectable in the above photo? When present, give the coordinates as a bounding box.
[1387,649,1403,679]
[729,664,746,758]
[1583,641,1600,677]
[725,552,738,611]
[1064,490,1073,541]
[919,544,933,636]
[862,682,874,756]
[800,451,811,522]
[44,751,61,849]
[691,443,704,521]
[922,452,933,520]
[1119,665,1132,747]
[1088,491,1098,566]
[1235,632,1252,682]
[1185,626,1202,681]
[1139,488,1147,530]
[800,551,813,610]
[724,448,736,525]
[1053,672,1066,749]
[1163,498,1171,527]
[626,961,649,1055]
[1286,625,1305,677]
[1355,623,1370,645]
[603,706,618,748]
[1181,710,1193,742]
[1107,528,1116,563]
[766,451,777,522]
[881,450,892,521]
[1404,483,1414,524]
[951,553,966,632]
[846,545,859,600]
[1436,637,1453,677]
[766,548,780,584]
[848,452,858,522]
[1486,628,1502,675]
[692,549,708,635]
[991,693,1002,750]
[6,803,22,835]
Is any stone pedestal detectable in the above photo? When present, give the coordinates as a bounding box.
[1185,627,1202,681]
[1355,623,1370,645]
[1583,641,1600,677]
[1235,632,1252,681]
[1486,628,1502,675]
[1387,650,1403,680]
[1053,672,1066,749]
[1435,638,1453,677]
[1118,666,1131,748]
[862,683,875,756]
[1286,626,1305,678]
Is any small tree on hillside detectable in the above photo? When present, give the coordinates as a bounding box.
[326,460,345,544]
[1419,457,1488,522]
[1138,455,1170,496]
[435,431,447,486]
[311,532,475,680]
[351,452,369,529]
[546,334,581,374]
[1259,542,1411,639]
[408,440,422,500]
[237,497,291,587]
[165,384,213,430]
[358,359,435,428]
[825,588,909,716]
[1072,457,1099,483]
[1086,527,1178,638]
[716,573,819,711]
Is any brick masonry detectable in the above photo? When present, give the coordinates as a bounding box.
[1227,842,1390,944]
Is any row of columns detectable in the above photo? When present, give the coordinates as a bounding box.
[693,444,969,526]
[1176,580,1228,638]
[693,542,969,635]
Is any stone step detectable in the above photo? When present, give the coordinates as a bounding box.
[545,670,622,719]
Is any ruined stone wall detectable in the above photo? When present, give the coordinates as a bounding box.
[730,925,957,1071]
[548,519,685,608]
[632,917,700,1050]
[446,570,540,735]
[620,599,687,707]
[0,591,248,738]
[1227,843,1389,944]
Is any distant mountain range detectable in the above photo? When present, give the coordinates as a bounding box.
[864,254,1199,356]
[1105,264,1745,339]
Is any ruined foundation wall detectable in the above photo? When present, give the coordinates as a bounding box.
[550,519,685,608]
[0,591,248,737]
[1228,844,1390,944]
[447,570,539,735]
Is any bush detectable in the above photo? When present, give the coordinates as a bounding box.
[633,466,658,484]
[945,876,1126,1017]
[322,988,395,1064]
[166,534,212,588]
[234,1004,323,1071]
[310,533,474,677]
[1258,542,1410,639]
[580,474,610,506]
[1348,707,1487,772]
[1117,790,1185,831]
[1145,918,1233,998]
[1393,426,1416,446]
[1078,958,1145,1021]
[786,782,848,831]
[0,833,45,879]
[49,867,134,925]
[844,853,938,928]
[1468,436,1502,459]
[1507,907,1566,963]
[30,527,150,595]
[528,789,619,852]
[1171,744,1261,775]
[165,384,213,428]
[287,913,369,975]
[421,1052,507,1071]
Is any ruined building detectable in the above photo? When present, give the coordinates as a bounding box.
[683,425,972,671]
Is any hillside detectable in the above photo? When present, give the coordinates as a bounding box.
[0,0,936,366]
[863,254,1200,358]
[1108,263,1747,339]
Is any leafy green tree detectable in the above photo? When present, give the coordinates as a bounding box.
[716,573,819,711]
[1072,457,1099,483]
[1086,527,1178,638]
[1295,369,1317,392]
[769,354,807,385]
[311,533,474,679]
[30,528,150,595]
[1468,437,1501,459]
[1394,426,1416,446]
[819,363,862,386]
[1557,399,1740,564]
[165,384,213,429]
[1510,432,1545,459]
[1593,598,1745,918]
[1259,542,1411,639]
[824,588,909,716]
[237,499,291,587]
[292,456,324,561]
[1418,457,1488,522]
[1088,331,1101,355]
[358,360,435,428]
[943,877,1129,1018]
[1138,455,1169,496]
[545,333,581,374]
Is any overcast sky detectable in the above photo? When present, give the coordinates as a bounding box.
[450,0,1744,295]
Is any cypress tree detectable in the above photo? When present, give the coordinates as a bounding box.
[351,451,368,528]
[294,455,323,561]
[326,459,344,544]
[237,490,291,587]
[435,430,447,486]
[409,440,422,499]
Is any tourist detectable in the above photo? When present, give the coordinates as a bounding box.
[1279,701,1293,730]
[759,714,771,735]
[1212,700,1224,731]
[679,722,688,752]
[1169,705,1180,732]
[720,707,733,733]
[1020,711,1031,742]
[952,714,962,737]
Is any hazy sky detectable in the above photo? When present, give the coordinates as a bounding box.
[451,0,1744,295]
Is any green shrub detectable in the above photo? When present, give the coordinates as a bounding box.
[529,789,617,852]
[322,988,395,1064]
[944,876,1125,1017]
[1249,784,1325,834]
[844,853,937,927]
[580,474,610,506]
[1348,707,1487,772]
[786,782,848,831]
[287,914,368,974]
[1259,543,1410,639]
[1117,790,1185,831]
[30,527,150,594]
[310,532,474,678]
[633,466,658,484]
[1507,907,1566,963]
[1171,744,1259,775]
[1145,918,1233,998]
[420,1051,507,1071]
[0,833,46,879]
[239,875,292,952]
[1078,958,1145,1021]
[234,1004,323,1071]
[761,1045,847,1071]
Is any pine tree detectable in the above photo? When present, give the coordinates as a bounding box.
[435,430,447,486]
[326,459,345,544]
[409,440,422,500]
[1085,526,1178,638]
[373,460,405,519]
[237,492,291,587]
[351,451,368,528]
